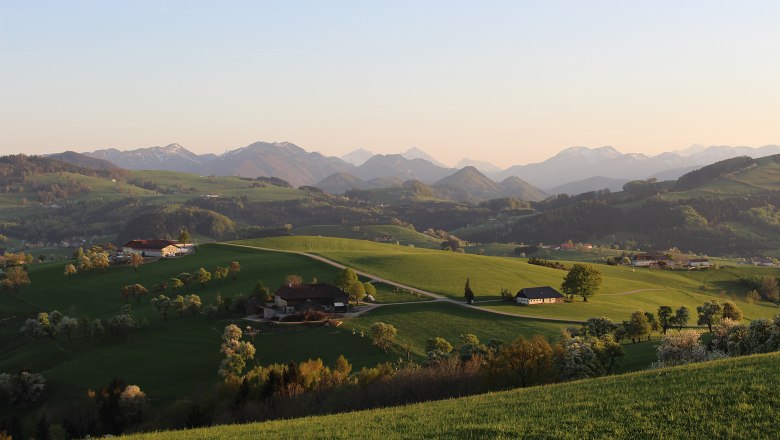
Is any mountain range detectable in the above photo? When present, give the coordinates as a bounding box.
[77,141,780,196]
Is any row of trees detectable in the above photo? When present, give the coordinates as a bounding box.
[20,305,141,342]
[334,267,377,304]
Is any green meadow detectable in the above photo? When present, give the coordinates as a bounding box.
[0,245,395,404]
[128,352,780,440]
[234,236,780,322]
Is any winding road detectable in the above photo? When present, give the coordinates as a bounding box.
[222,243,585,324]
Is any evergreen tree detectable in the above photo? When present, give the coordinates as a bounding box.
[464,278,475,304]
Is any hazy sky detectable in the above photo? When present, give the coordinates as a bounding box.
[2,1,779,166]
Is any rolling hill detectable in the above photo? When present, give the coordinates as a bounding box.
[127,352,780,439]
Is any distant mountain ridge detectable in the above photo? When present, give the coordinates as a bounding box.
[79,142,780,193]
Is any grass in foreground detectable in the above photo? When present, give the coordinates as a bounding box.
[128,352,780,440]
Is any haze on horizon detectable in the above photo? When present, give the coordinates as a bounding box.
[2,1,779,167]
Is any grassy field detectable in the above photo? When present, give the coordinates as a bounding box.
[294,224,442,249]
[343,302,572,357]
[0,245,395,404]
[234,236,780,322]
[128,351,780,440]
[368,282,433,303]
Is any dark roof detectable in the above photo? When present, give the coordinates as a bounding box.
[275,283,349,301]
[515,286,564,300]
[123,239,179,250]
[689,258,710,263]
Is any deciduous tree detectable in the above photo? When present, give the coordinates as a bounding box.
[63,264,77,277]
[561,264,602,302]
[722,301,743,321]
[657,306,674,334]
[370,322,397,352]
[696,300,722,332]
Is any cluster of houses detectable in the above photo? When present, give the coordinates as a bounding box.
[629,253,711,269]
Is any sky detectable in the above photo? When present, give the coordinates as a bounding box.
[1,1,779,167]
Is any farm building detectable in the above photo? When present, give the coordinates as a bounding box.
[687,258,711,269]
[515,286,564,305]
[122,240,184,258]
[263,283,349,319]
[630,253,673,267]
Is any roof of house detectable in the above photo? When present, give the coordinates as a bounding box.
[689,258,710,263]
[275,283,349,301]
[123,239,180,250]
[515,286,564,300]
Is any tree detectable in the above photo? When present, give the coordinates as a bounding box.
[464,278,475,304]
[657,306,674,334]
[334,268,359,291]
[500,288,514,302]
[585,316,617,338]
[63,264,77,277]
[0,371,46,404]
[169,278,184,292]
[627,311,650,343]
[121,284,148,304]
[77,253,93,272]
[252,281,270,300]
[285,274,303,285]
[760,276,779,302]
[696,300,722,332]
[185,294,202,316]
[645,312,660,340]
[129,253,144,271]
[347,281,366,305]
[57,316,79,340]
[4,266,30,296]
[177,272,193,291]
[490,335,554,387]
[363,282,377,300]
[561,264,602,302]
[228,261,241,280]
[173,295,186,316]
[722,301,743,322]
[195,267,212,288]
[655,330,724,367]
[218,324,256,381]
[674,305,690,331]
[370,322,397,352]
[89,250,110,270]
[214,266,229,283]
[425,337,453,355]
[150,295,171,320]
[178,228,191,244]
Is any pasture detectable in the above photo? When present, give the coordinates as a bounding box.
[234,236,780,322]
[128,352,780,440]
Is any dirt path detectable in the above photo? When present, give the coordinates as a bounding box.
[222,243,584,323]
[601,288,666,296]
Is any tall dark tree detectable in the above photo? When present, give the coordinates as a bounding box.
[464,278,475,304]
[658,306,674,334]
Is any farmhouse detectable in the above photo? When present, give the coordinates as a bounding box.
[687,258,711,269]
[515,286,564,305]
[122,240,183,258]
[263,283,349,319]
[630,253,672,267]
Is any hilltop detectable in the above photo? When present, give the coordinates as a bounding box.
[128,352,780,439]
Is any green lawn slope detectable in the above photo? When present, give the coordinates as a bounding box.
[233,236,780,322]
[128,351,780,440]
